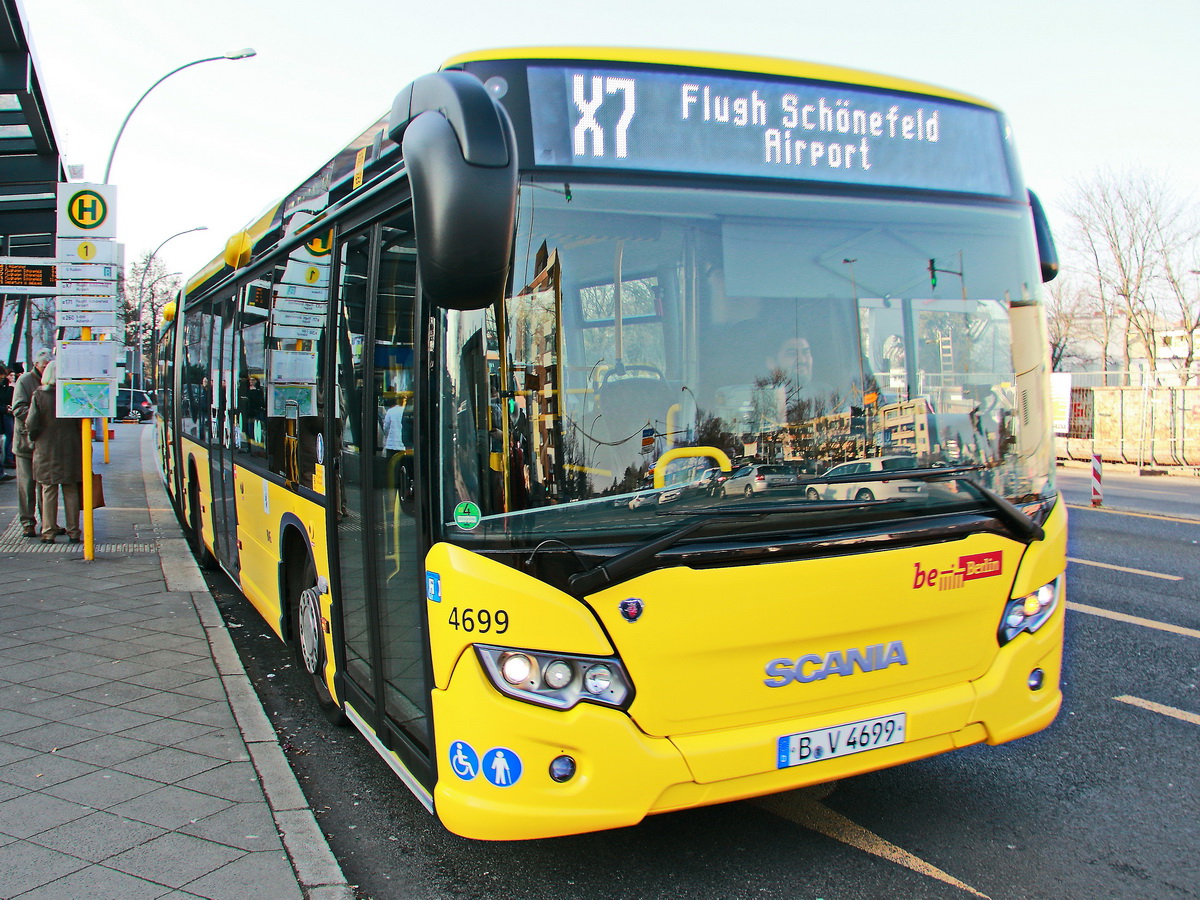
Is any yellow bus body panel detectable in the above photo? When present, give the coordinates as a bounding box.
[172,442,340,703]
[231,465,338,699]
[430,502,1065,840]
[433,660,693,840]
[441,47,994,109]
[424,543,616,691]
[180,438,213,552]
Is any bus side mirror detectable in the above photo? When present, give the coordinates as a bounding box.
[389,72,518,310]
[1028,189,1059,283]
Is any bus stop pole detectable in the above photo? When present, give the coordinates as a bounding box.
[81,325,95,561]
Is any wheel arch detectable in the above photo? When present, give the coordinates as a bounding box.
[277,511,317,643]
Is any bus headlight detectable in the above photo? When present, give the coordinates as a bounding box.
[998,576,1062,646]
[476,645,633,710]
[500,652,534,686]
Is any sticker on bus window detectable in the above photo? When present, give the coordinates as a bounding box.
[453,501,481,530]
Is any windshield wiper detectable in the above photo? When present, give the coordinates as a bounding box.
[567,468,1043,596]
[567,500,882,596]
[950,477,1045,542]
[803,463,1045,543]
[896,465,1045,542]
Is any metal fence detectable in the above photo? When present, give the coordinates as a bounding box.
[1057,382,1200,468]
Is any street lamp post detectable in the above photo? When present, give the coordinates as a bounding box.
[103,48,256,183]
[134,228,207,387]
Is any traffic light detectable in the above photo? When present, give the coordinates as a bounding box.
[928,258,938,289]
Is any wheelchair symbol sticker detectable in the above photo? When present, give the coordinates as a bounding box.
[482,747,522,787]
[448,740,479,780]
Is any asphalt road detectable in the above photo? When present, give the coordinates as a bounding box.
[206,467,1200,900]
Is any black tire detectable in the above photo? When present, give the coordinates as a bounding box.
[854,488,875,501]
[188,473,217,570]
[806,487,820,501]
[744,486,754,498]
[292,557,346,725]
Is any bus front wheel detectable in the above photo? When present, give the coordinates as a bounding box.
[292,557,346,725]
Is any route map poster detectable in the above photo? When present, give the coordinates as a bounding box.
[58,379,117,419]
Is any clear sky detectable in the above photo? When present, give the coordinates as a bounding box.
[20,0,1200,282]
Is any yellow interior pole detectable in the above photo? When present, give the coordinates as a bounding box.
[102,416,110,463]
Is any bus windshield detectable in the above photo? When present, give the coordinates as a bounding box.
[435,177,1053,545]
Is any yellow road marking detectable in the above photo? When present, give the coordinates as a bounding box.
[1114,695,1200,726]
[1067,602,1200,640]
[1065,503,1200,525]
[1067,557,1183,581]
[754,785,990,898]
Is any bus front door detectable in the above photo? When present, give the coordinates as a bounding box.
[332,216,432,788]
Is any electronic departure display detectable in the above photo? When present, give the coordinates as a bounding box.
[527,65,1013,197]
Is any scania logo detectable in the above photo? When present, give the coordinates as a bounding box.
[913,551,1003,591]
[764,641,908,687]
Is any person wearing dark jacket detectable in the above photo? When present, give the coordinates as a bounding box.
[25,361,83,543]
[11,349,51,536]
[0,365,14,478]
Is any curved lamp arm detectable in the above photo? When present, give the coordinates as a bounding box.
[103,49,256,183]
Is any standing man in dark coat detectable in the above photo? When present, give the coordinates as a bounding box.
[0,365,14,480]
[25,361,83,544]
[11,348,51,537]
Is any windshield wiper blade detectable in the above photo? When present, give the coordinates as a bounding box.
[567,500,885,596]
[952,478,1045,542]
[893,465,1043,542]
[804,464,1044,543]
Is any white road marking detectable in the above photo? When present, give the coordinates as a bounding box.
[1067,557,1183,581]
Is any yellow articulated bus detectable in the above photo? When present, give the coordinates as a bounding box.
[156,47,1066,841]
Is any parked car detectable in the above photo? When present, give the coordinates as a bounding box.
[804,455,925,502]
[720,463,798,498]
[116,388,156,422]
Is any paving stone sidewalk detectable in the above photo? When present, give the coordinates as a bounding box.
[0,424,351,900]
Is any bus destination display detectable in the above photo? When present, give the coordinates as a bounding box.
[527,66,1013,196]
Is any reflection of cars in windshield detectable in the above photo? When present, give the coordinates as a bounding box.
[804,456,925,502]
[696,466,730,496]
[720,464,797,498]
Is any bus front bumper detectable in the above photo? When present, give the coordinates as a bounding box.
[432,607,1063,841]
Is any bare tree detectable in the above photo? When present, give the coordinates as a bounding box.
[124,252,180,389]
[1062,169,1187,382]
[1044,272,1093,371]
[1152,211,1200,385]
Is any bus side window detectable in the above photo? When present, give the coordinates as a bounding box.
[264,247,330,490]
[181,302,213,442]
[237,277,271,459]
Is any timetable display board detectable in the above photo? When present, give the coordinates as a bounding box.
[526,65,1013,197]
